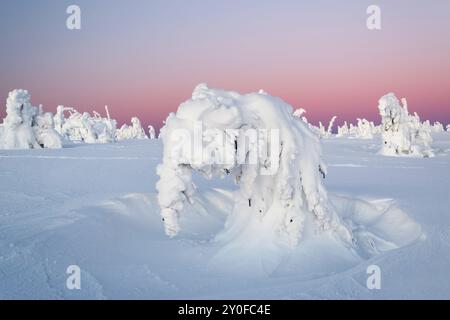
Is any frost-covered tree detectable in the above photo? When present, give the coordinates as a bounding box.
[432,121,444,133]
[148,125,156,139]
[356,118,374,139]
[33,105,63,149]
[336,121,349,137]
[116,117,148,141]
[447,124,450,132]
[327,116,337,136]
[58,106,116,143]
[0,89,62,149]
[156,83,352,248]
[378,93,433,157]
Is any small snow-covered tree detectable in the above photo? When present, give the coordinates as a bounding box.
[378,93,433,157]
[327,116,337,136]
[293,108,306,119]
[447,124,450,132]
[356,118,374,139]
[0,89,62,149]
[156,83,352,248]
[33,105,63,149]
[116,117,148,141]
[58,106,116,143]
[336,121,349,137]
[148,125,156,139]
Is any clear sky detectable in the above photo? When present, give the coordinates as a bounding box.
[1,0,449,130]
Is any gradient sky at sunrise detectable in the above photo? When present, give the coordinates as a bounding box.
[1,0,449,130]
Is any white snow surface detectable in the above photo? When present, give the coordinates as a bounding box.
[1,133,450,299]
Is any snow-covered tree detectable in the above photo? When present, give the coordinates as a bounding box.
[447,124,450,132]
[336,121,349,137]
[432,121,444,133]
[148,125,156,139]
[0,89,62,149]
[156,83,352,248]
[58,106,116,143]
[356,118,374,139]
[327,116,337,136]
[378,93,434,157]
[116,117,148,141]
[33,105,63,149]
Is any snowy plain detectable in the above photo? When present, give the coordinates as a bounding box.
[0,133,449,299]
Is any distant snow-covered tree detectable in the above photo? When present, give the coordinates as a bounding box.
[327,116,337,136]
[378,93,433,157]
[148,125,156,139]
[33,105,63,149]
[58,106,116,144]
[356,118,374,139]
[0,89,62,149]
[432,121,444,133]
[156,83,352,248]
[116,117,148,141]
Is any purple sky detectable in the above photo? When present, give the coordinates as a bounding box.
[1,0,449,130]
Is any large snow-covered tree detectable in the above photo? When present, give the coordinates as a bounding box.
[156,83,352,247]
[378,93,434,157]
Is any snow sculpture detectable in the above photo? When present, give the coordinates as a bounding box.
[378,93,433,157]
[0,89,62,149]
[156,83,352,248]
[116,117,148,140]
